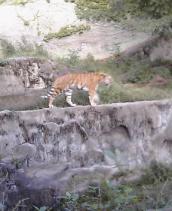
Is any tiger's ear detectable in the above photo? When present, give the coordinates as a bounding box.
[99,73,107,78]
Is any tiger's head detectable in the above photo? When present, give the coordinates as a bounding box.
[99,73,113,86]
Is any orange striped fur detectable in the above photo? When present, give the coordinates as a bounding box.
[47,72,112,108]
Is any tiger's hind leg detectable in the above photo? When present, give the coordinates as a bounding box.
[65,89,77,107]
[48,87,60,108]
[48,96,55,108]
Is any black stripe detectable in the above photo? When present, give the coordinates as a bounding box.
[49,91,55,94]
[48,87,62,96]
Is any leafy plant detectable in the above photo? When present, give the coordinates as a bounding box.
[58,192,79,210]
[129,0,172,18]
[0,39,16,58]
[0,38,48,59]
[64,192,79,209]
[139,162,172,185]
[44,24,91,41]
[75,0,115,21]
[74,0,172,36]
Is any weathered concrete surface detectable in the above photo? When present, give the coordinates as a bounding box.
[0,100,172,209]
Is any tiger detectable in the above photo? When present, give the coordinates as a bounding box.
[45,72,113,108]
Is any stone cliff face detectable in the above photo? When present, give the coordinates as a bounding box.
[0,57,61,110]
[0,100,172,209]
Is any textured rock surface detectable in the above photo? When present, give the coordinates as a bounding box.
[0,0,150,59]
[0,57,61,110]
[0,100,172,209]
[120,36,172,62]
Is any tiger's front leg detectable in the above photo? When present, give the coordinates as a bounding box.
[89,91,99,106]
[65,89,77,107]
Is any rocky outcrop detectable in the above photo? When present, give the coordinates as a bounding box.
[0,57,61,110]
[0,57,56,93]
[0,0,151,59]
[0,100,172,209]
[117,36,172,63]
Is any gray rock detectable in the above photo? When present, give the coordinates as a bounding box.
[0,100,172,208]
[0,57,58,110]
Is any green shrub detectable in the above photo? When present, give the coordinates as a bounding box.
[0,38,48,59]
[2,162,172,210]
[129,0,172,18]
[99,82,130,103]
[139,162,172,185]
[44,24,91,41]
[74,0,172,36]
[81,163,172,210]
[0,39,16,58]
[120,59,152,83]
[75,0,117,21]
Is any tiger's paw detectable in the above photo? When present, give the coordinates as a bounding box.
[70,103,77,107]
[49,104,55,108]
[90,102,97,106]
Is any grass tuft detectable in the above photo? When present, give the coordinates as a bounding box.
[44,24,91,42]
